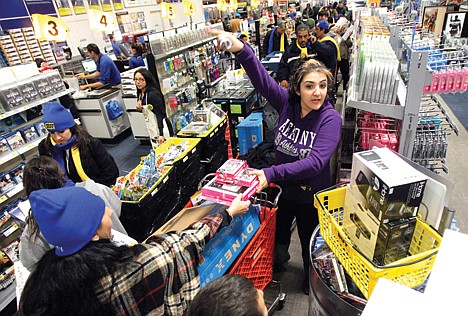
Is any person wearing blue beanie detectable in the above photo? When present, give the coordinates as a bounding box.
[38,101,119,186]
[18,156,128,271]
[19,186,251,315]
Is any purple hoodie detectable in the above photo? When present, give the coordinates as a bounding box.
[236,45,342,203]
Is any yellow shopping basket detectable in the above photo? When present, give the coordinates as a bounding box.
[314,185,442,299]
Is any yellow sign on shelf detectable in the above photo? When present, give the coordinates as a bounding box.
[31,14,70,42]
[183,0,196,16]
[162,3,177,20]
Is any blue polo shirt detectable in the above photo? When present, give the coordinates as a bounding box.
[111,42,123,56]
[129,55,145,69]
[96,53,121,85]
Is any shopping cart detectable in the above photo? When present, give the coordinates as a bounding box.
[198,174,286,314]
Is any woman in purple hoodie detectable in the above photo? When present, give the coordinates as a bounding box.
[212,30,342,295]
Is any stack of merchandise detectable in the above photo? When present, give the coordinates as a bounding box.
[355,16,399,105]
[343,147,427,266]
[201,159,259,205]
[156,138,202,208]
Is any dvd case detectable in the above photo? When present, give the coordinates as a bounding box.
[5,131,25,150]
[20,125,39,143]
[0,138,11,155]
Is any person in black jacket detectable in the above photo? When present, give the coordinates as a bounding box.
[262,22,289,58]
[310,20,339,75]
[38,102,119,186]
[277,24,315,88]
[134,68,174,146]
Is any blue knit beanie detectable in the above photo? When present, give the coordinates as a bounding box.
[30,186,105,256]
[43,101,76,132]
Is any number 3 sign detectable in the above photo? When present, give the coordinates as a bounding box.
[31,14,70,42]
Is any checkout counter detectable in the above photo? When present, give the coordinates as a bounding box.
[74,88,131,139]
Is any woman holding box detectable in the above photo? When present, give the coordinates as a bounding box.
[211,29,342,295]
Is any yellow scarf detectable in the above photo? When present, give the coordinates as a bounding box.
[50,136,90,181]
[280,33,285,51]
[319,36,341,61]
[296,41,308,58]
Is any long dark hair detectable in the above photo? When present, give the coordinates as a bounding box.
[41,124,93,157]
[19,240,136,316]
[288,57,333,105]
[134,68,163,99]
[23,156,66,241]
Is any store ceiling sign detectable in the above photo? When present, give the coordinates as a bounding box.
[162,2,177,20]
[31,14,70,41]
[24,0,56,15]
[89,9,117,32]
[122,0,156,8]
[217,0,228,12]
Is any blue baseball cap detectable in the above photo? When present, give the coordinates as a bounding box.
[317,20,329,31]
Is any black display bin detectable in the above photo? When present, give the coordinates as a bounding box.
[120,167,177,242]
[309,225,365,316]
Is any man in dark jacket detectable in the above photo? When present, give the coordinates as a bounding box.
[310,20,340,75]
[262,22,289,58]
[277,24,315,88]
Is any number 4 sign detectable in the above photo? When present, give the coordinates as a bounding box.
[89,9,116,32]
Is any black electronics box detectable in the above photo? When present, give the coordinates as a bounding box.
[17,82,39,103]
[0,87,24,109]
[374,217,416,266]
[33,77,54,98]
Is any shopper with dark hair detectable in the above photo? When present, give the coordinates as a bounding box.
[19,156,127,271]
[262,22,289,58]
[187,274,268,316]
[78,43,121,90]
[210,29,341,295]
[310,20,340,75]
[134,68,174,145]
[129,42,145,69]
[303,3,314,19]
[108,34,126,59]
[277,24,315,89]
[38,102,119,186]
[19,186,250,315]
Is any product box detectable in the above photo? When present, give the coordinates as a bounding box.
[9,163,25,184]
[0,86,24,109]
[46,72,65,92]
[237,112,263,156]
[4,131,25,150]
[236,168,257,187]
[18,82,39,103]
[349,147,427,223]
[34,122,47,136]
[344,186,418,265]
[202,176,259,205]
[0,138,11,156]
[20,125,39,143]
[154,203,261,287]
[215,159,247,184]
[33,77,53,98]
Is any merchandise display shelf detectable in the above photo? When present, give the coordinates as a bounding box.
[0,135,46,165]
[346,74,405,120]
[152,36,216,61]
[0,282,16,311]
[0,88,74,120]
[0,182,24,207]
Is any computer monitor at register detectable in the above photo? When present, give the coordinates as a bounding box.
[81,59,97,73]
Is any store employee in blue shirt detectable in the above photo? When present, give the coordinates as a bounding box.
[78,43,121,90]
[109,34,126,59]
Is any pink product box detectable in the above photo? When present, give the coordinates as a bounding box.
[202,177,259,205]
[235,168,257,187]
[215,159,247,184]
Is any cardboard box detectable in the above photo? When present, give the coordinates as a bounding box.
[237,112,263,155]
[350,147,427,223]
[343,186,416,265]
[155,203,261,287]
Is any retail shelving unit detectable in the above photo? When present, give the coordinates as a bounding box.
[0,77,73,312]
